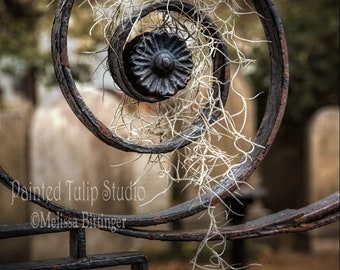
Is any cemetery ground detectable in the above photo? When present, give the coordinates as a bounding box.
[148,251,339,270]
[148,239,339,270]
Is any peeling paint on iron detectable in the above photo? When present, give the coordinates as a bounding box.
[61,48,69,66]
[98,122,112,139]
[152,216,166,223]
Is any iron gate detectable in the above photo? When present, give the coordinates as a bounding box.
[1,0,339,269]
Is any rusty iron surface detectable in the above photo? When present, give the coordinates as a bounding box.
[0,0,338,269]
[0,0,314,233]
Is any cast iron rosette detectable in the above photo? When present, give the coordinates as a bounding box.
[121,30,194,101]
[108,1,229,105]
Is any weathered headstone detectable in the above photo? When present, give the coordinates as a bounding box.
[0,104,32,263]
[308,106,339,253]
[29,88,171,260]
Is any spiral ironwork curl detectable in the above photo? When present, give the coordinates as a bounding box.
[36,0,291,228]
[50,0,230,153]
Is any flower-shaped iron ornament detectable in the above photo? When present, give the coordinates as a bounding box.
[123,30,194,101]
[99,0,230,151]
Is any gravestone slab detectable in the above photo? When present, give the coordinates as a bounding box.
[308,106,339,254]
[0,105,32,263]
[29,88,171,261]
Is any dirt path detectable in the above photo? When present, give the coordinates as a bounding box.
[148,251,339,270]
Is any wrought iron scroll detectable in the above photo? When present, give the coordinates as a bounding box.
[52,0,230,154]
[0,0,339,269]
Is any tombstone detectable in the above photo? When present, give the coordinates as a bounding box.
[29,88,172,261]
[308,106,339,253]
[0,103,32,263]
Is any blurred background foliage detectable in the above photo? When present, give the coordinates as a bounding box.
[0,0,338,237]
[1,0,338,124]
[250,0,339,131]
[250,0,338,219]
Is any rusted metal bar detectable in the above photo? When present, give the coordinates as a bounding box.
[0,223,148,270]
[0,252,148,270]
[0,222,75,239]
[109,192,339,241]
[69,228,86,259]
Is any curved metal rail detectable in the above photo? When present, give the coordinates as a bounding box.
[2,0,289,228]
[0,0,338,269]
